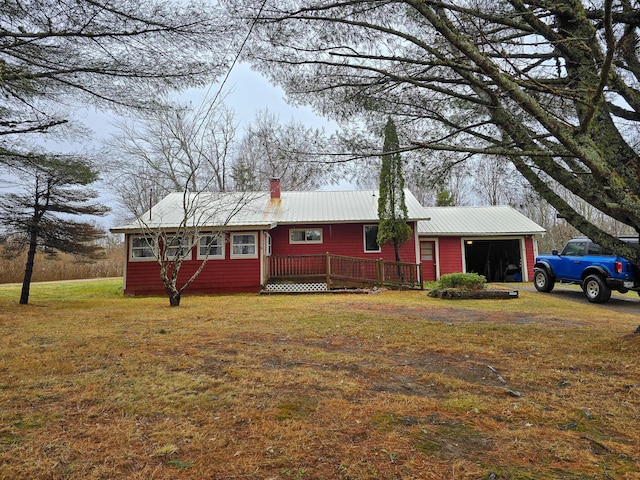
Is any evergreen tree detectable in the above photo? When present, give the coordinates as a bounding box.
[0,155,108,304]
[435,187,455,207]
[377,117,412,262]
[0,0,225,140]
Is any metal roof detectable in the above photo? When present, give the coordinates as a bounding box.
[110,192,273,233]
[110,189,430,233]
[110,190,545,237]
[418,205,545,236]
[265,190,429,224]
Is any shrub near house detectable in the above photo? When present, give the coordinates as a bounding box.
[429,273,519,299]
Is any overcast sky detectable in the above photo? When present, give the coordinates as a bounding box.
[48,63,344,230]
[41,62,336,153]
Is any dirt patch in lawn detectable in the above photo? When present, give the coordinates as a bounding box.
[341,301,587,326]
[223,331,506,399]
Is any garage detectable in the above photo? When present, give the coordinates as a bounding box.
[464,238,522,282]
[417,205,546,283]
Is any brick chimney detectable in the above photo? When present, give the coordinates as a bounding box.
[270,178,281,200]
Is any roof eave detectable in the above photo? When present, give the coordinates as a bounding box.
[110,222,277,235]
[418,231,545,236]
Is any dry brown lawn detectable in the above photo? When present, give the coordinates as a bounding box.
[0,280,639,479]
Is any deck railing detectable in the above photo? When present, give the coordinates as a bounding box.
[268,254,326,279]
[267,253,423,289]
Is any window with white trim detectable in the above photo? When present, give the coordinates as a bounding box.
[165,236,192,259]
[231,232,258,258]
[264,232,272,256]
[198,234,225,259]
[364,225,380,253]
[420,242,434,261]
[289,228,322,244]
[130,235,156,261]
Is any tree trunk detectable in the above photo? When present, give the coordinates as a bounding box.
[20,230,38,305]
[393,240,401,263]
[168,291,181,307]
[393,240,405,283]
[161,262,182,307]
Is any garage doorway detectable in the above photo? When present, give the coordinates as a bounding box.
[464,239,522,282]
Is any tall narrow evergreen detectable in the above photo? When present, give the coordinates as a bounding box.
[377,117,412,262]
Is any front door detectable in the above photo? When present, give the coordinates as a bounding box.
[420,241,436,282]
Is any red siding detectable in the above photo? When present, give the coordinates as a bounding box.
[437,237,464,275]
[524,236,535,282]
[123,223,421,296]
[124,232,262,296]
[270,223,419,263]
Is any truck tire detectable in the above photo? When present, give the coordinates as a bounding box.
[534,268,555,292]
[583,274,611,303]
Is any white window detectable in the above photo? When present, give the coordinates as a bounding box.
[198,234,225,260]
[421,242,434,261]
[364,225,380,253]
[165,236,192,259]
[231,232,258,258]
[289,228,322,244]
[130,235,156,261]
[265,232,272,257]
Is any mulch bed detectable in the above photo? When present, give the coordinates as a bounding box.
[431,288,519,299]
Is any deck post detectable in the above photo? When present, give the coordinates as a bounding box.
[376,259,384,287]
[325,252,331,290]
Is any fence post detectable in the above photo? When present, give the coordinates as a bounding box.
[325,252,331,290]
[418,263,424,289]
[376,259,384,287]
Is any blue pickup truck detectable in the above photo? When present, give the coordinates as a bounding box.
[533,237,640,303]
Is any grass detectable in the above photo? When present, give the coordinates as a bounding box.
[0,280,639,479]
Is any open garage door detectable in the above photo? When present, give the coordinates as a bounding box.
[464,239,522,282]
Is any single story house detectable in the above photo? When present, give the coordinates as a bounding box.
[111,179,545,295]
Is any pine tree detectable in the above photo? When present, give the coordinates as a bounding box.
[0,155,108,304]
[435,187,455,206]
[377,117,412,263]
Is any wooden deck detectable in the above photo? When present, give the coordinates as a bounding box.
[266,254,423,291]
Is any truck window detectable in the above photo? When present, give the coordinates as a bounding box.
[562,241,586,256]
[587,242,610,255]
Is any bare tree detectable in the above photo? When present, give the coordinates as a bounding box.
[107,95,262,306]
[472,157,525,207]
[232,109,334,191]
[225,0,640,261]
[107,98,238,218]
[129,190,254,306]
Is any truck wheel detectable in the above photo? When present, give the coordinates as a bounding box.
[583,274,611,303]
[534,268,555,292]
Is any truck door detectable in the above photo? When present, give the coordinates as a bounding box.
[554,240,587,280]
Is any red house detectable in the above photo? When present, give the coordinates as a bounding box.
[111,180,430,295]
[111,180,545,295]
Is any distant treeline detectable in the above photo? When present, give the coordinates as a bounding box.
[0,243,123,284]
